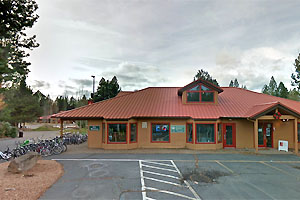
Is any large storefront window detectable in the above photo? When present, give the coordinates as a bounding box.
[130,123,137,143]
[108,123,127,143]
[152,123,170,142]
[218,123,222,143]
[187,123,193,143]
[196,124,215,143]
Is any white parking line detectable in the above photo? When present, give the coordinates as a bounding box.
[143,170,180,180]
[143,176,184,187]
[140,160,201,200]
[145,186,197,200]
[141,164,178,172]
[171,160,201,200]
[142,160,175,167]
[139,160,147,200]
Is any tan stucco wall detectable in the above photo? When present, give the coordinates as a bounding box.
[273,120,295,149]
[221,119,254,149]
[87,120,103,148]
[86,118,298,150]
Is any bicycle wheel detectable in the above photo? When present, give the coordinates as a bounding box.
[52,146,62,155]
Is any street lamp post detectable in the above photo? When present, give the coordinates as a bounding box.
[91,75,95,99]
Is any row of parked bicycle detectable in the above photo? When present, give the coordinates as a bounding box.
[0,133,88,161]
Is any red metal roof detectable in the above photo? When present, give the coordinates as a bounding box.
[54,86,300,119]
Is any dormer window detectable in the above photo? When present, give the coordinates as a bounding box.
[187,84,214,103]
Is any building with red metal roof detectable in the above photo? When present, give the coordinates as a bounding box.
[54,79,300,153]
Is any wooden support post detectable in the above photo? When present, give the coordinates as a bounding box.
[60,119,63,137]
[254,119,258,153]
[294,119,298,154]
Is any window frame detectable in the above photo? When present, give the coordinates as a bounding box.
[107,123,128,144]
[217,123,222,143]
[297,122,300,143]
[186,83,215,103]
[129,123,138,143]
[186,123,193,143]
[150,122,171,143]
[195,123,216,144]
[102,122,105,143]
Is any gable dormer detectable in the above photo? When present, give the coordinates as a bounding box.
[178,79,223,104]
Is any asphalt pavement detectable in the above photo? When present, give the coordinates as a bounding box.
[40,153,300,200]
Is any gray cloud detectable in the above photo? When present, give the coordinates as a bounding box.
[101,62,168,91]
[32,80,50,89]
[70,78,93,87]
[26,0,300,98]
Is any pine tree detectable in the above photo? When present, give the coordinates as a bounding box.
[0,0,39,85]
[291,53,300,89]
[276,82,289,98]
[229,80,234,87]
[94,77,121,102]
[233,78,239,88]
[194,69,219,86]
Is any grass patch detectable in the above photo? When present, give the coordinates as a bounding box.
[181,168,229,184]
[64,127,87,134]
[32,125,60,131]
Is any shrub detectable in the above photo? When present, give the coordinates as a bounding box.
[0,122,18,138]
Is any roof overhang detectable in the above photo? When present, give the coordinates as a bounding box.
[250,103,300,119]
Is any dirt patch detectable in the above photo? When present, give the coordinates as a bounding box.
[0,160,64,200]
[181,168,229,184]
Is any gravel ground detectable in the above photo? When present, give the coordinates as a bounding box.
[0,160,64,200]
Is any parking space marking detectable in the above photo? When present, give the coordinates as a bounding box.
[140,160,201,200]
[145,187,198,200]
[139,160,147,200]
[141,163,178,172]
[171,160,202,200]
[215,160,234,174]
[143,170,180,180]
[259,161,300,180]
[143,176,184,187]
[142,160,175,167]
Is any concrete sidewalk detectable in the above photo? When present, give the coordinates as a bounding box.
[66,142,295,155]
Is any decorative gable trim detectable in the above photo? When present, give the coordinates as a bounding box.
[178,78,223,96]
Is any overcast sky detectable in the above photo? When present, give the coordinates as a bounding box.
[26,0,300,98]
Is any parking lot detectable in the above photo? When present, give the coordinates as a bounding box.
[40,153,300,200]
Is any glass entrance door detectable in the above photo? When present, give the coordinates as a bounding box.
[258,123,265,147]
[258,123,273,148]
[223,123,236,148]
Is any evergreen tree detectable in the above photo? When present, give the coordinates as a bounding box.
[262,76,278,96]
[229,80,234,87]
[0,0,39,85]
[262,84,269,94]
[233,78,239,88]
[291,53,300,89]
[94,76,121,102]
[288,89,300,101]
[276,82,289,98]
[0,78,40,125]
[194,69,219,86]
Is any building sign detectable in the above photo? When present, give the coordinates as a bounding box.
[142,122,147,128]
[89,125,100,131]
[171,125,185,133]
